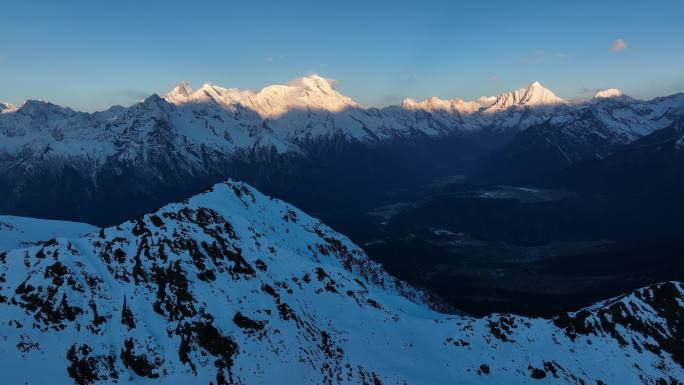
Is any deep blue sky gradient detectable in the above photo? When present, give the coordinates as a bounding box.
[1,0,683,111]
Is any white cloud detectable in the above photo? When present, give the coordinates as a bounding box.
[610,39,627,52]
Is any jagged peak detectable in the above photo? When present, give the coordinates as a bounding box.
[136,94,172,114]
[164,81,194,103]
[142,93,164,103]
[485,80,566,112]
[517,80,565,104]
[400,96,451,112]
[400,95,484,115]
[400,81,565,115]
[164,75,358,117]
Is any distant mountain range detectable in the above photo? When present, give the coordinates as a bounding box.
[1,180,682,384]
[3,78,684,384]
[478,93,684,184]
[1,76,682,225]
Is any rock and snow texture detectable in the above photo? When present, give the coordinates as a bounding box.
[402,81,565,114]
[0,76,681,161]
[0,76,682,224]
[0,180,682,385]
[484,80,566,111]
[0,216,97,251]
[166,75,359,119]
[0,102,17,113]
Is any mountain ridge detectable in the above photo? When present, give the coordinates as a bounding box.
[1,77,683,226]
[1,180,682,384]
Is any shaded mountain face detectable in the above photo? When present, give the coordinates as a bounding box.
[1,180,683,384]
[477,94,684,184]
[551,116,684,194]
[1,78,681,226]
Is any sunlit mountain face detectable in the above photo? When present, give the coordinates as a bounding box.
[2,1,684,383]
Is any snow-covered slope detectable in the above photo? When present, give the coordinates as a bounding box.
[552,116,684,193]
[167,75,359,119]
[0,102,17,113]
[484,80,566,112]
[0,180,682,384]
[0,216,97,251]
[1,77,679,158]
[479,92,684,182]
[399,81,573,132]
[400,96,484,115]
[0,77,682,225]
[400,81,566,115]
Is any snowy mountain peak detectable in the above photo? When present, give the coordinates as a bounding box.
[0,102,17,113]
[400,95,484,115]
[402,81,566,116]
[252,74,358,117]
[140,93,166,106]
[400,97,418,109]
[164,81,194,103]
[16,99,75,118]
[487,81,566,112]
[524,80,565,103]
[400,96,452,112]
[286,74,336,92]
[594,88,622,99]
[164,74,359,118]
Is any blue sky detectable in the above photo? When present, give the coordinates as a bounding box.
[1,0,683,111]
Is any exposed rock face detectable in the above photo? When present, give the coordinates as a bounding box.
[0,180,682,384]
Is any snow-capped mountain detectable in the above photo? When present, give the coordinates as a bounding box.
[483,80,567,112]
[0,102,17,113]
[0,76,682,225]
[401,81,566,114]
[0,180,682,384]
[400,96,484,115]
[478,92,684,183]
[399,81,571,132]
[594,88,622,99]
[0,76,676,157]
[166,75,359,119]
